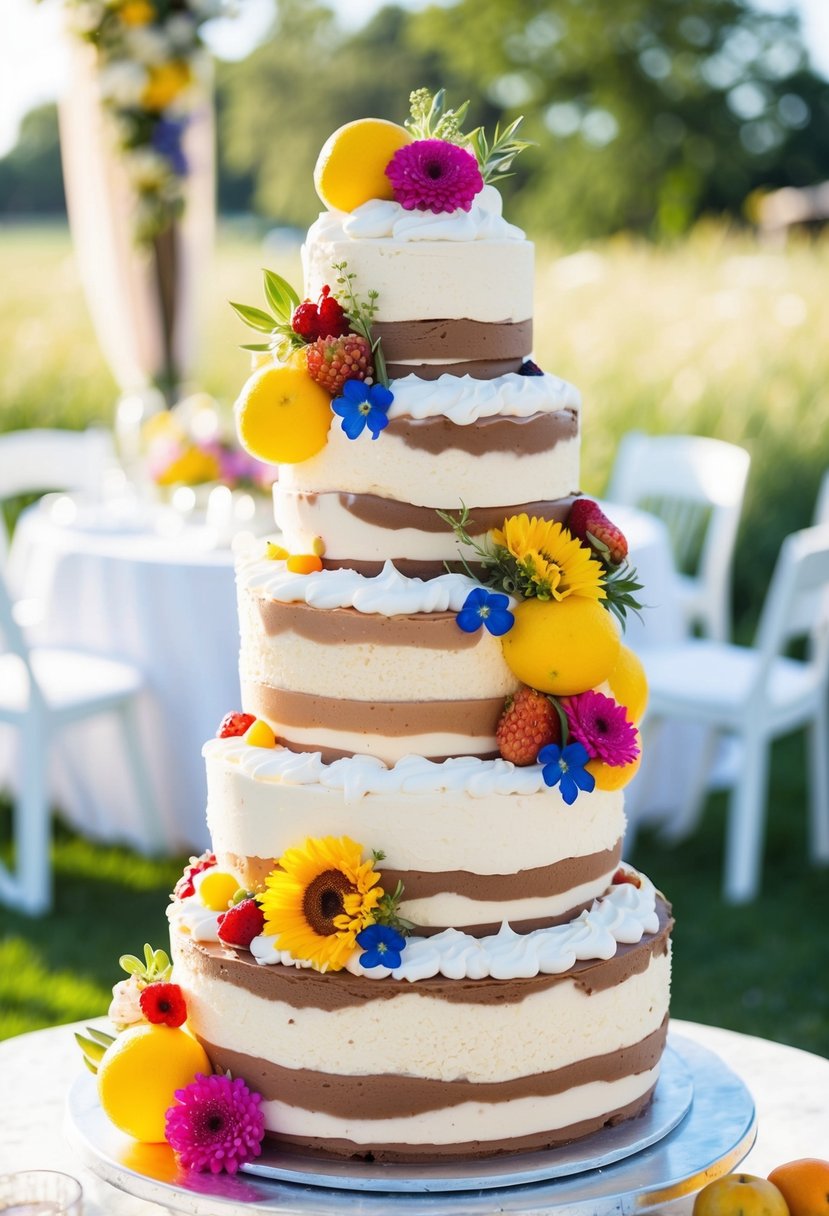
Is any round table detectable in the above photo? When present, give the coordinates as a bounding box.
[5,496,239,853]
[0,1020,826,1215]
[2,496,684,852]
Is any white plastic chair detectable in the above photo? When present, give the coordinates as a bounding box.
[0,567,165,915]
[642,523,829,903]
[607,433,750,641]
[0,427,116,568]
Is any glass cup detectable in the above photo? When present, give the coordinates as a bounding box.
[0,1171,83,1215]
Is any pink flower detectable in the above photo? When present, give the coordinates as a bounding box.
[562,691,639,768]
[385,139,483,213]
[165,1073,265,1174]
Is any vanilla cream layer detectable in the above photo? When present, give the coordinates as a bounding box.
[237,592,516,702]
[278,416,579,510]
[303,232,533,324]
[261,1069,658,1147]
[173,942,670,1084]
[275,488,576,564]
[203,740,626,875]
[401,871,618,931]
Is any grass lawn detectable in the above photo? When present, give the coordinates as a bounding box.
[0,221,828,1052]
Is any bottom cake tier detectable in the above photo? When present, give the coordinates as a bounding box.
[170,893,672,1163]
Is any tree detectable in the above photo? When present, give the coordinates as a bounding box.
[0,105,65,216]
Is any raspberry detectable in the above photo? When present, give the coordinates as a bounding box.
[217,897,265,950]
[291,300,320,342]
[217,712,256,739]
[305,333,373,396]
[316,285,350,338]
[568,498,629,565]
[174,850,216,900]
[496,687,560,766]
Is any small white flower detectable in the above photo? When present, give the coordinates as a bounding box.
[164,13,197,50]
[108,976,144,1029]
[125,148,171,189]
[97,61,148,106]
[125,25,172,66]
[68,0,106,34]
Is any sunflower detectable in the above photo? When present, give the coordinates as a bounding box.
[259,836,383,972]
[491,515,606,602]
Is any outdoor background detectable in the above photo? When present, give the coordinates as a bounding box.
[1,0,828,1055]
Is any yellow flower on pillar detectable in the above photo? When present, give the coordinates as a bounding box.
[142,62,192,112]
[119,0,156,27]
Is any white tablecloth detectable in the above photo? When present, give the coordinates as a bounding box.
[0,1019,827,1214]
[4,499,239,853]
[1,497,685,853]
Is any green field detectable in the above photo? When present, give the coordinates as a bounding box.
[1,222,828,1051]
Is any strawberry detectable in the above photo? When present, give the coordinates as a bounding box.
[290,300,320,342]
[174,850,216,900]
[496,687,561,766]
[612,867,642,888]
[316,285,350,338]
[217,897,265,950]
[305,333,372,396]
[568,498,629,566]
[217,712,256,739]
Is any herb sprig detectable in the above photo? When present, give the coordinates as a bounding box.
[229,269,303,361]
[406,87,534,184]
[332,260,389,387]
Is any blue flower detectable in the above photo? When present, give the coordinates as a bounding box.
[456,587,514,636]
[151,117,188,176]
[332,380,393,441]
[538,741,596,805]
[356,923,406,970]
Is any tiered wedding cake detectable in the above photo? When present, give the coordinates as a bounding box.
[167,92,672,1163]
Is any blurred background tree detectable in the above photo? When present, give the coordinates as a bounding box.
[4,0,828,241]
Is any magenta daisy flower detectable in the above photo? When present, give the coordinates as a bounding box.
[562,691,640,768]
[385,139,483,213]
[165,1073,265,1174]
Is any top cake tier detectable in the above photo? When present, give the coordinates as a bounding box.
[303,186,533,378]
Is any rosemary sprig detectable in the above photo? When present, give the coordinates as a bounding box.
[331,260,389,387]
[374,880,415,936]
[465,116,535,184]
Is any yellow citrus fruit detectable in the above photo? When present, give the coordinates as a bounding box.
[97,1024,210,1143]
[587,731,642,791]
[768,1159,829,1216]
[607,645,649,723]
[198,870,240,911]
[693,1174,790,1216]
[501,597,621,696]
[314,118,413,212]
[235,363,332,464]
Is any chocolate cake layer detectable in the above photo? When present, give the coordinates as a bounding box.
[256,602,480,649]
[174,898,672,1012]
[385,410,578,457]
[202,1019,667,1118]
[374,318,532,362]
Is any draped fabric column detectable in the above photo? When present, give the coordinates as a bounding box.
[58,39,215,401]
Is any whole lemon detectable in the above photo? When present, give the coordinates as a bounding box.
[693,1175,790,1216]
[501,597,621,696]
[607,645,649,723]
[314,118,412,212]
[235,363,332,465]
[97,1023,211,1143]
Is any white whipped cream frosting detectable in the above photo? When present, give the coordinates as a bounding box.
[309,185,525,244]
[236,557,485,616]
[247,872,660,983]
[203,738,554,804]
[386,370,580,424]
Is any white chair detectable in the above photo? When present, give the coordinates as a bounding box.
[642,523,829,903]
[0,567,165,915]
[0,427,116,568]
[607,433,750,641]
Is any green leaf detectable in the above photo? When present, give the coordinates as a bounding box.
[85,1027,116,1048]
[118,954,142,976]
[263,268,300,319]
[229,301,276,334]
[239,342,272,352]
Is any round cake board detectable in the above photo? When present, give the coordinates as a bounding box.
[65,1033,756,1214]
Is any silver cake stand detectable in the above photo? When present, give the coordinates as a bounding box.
[66,1033,756,1215]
